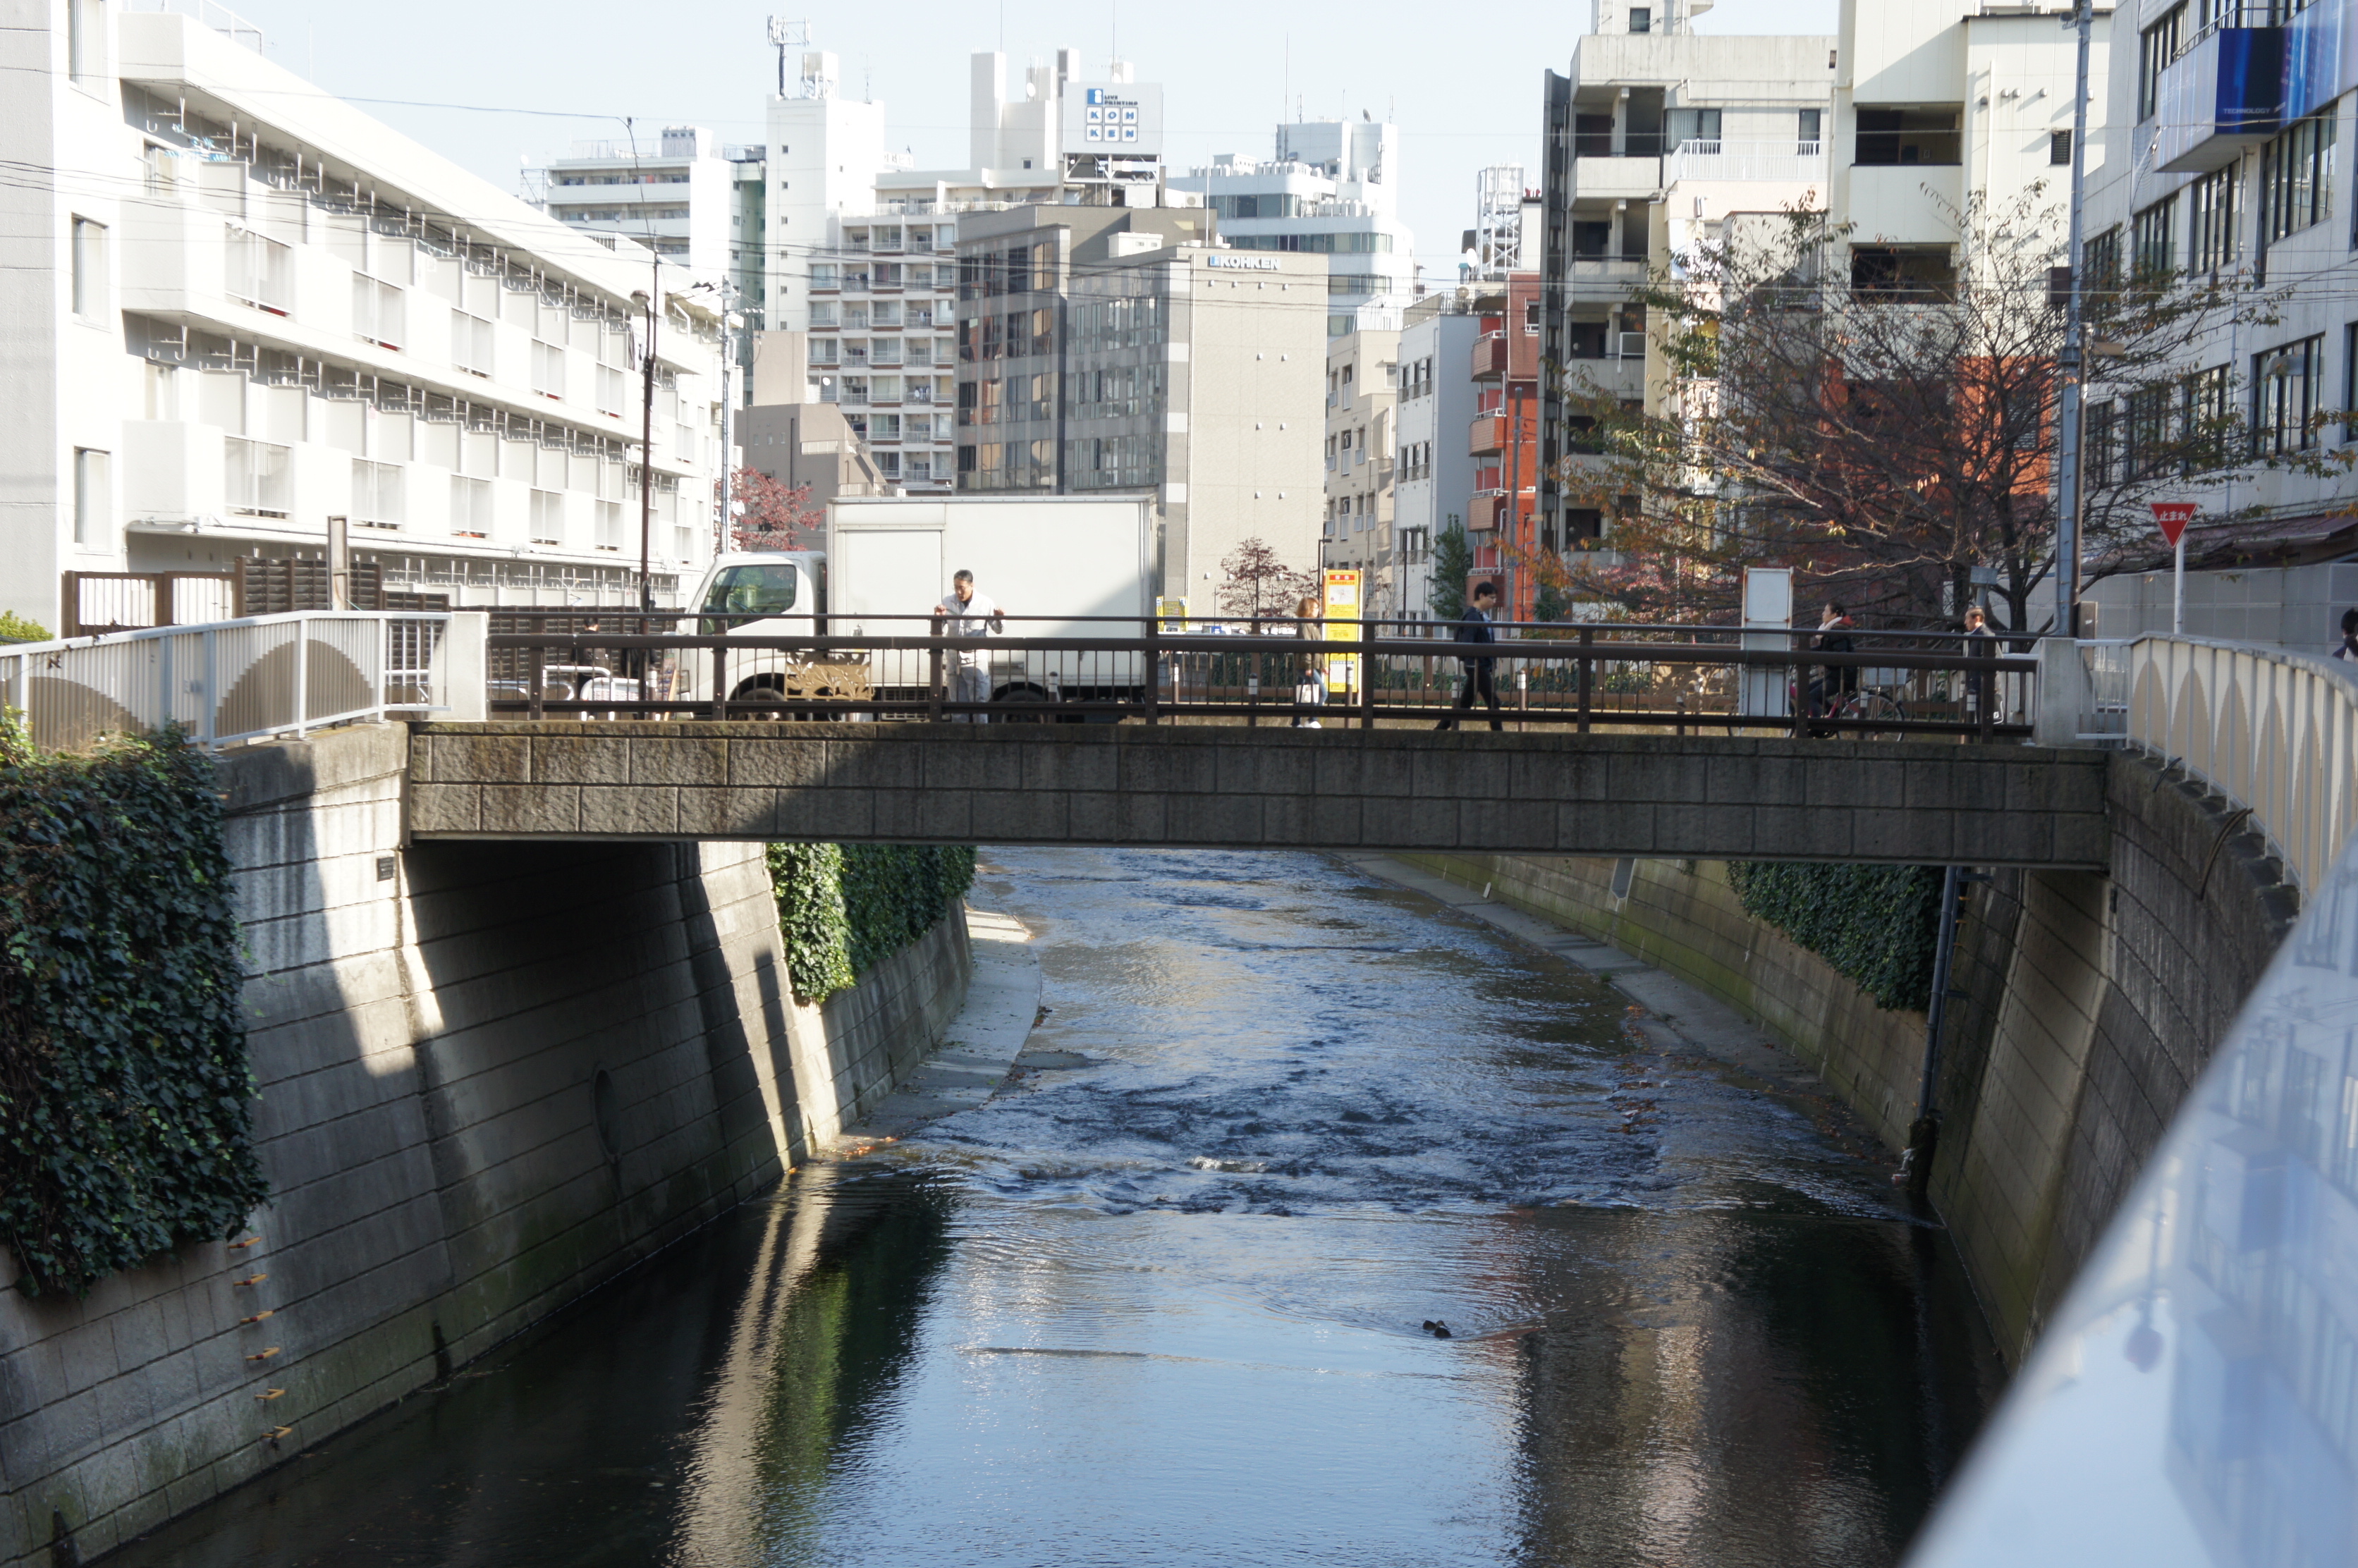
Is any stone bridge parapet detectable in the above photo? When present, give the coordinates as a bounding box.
[406,722,2110,868]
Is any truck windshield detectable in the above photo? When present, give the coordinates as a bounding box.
[702,564,798,618]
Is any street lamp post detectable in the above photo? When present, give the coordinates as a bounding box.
[2053,0,2096,636]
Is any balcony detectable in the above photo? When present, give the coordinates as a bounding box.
[1471,333,1508,381]
[1470,415,1505,456]
[1663,139,1828,188]
[2156,24,2285,172]
[1571,154,1661,203]
[1562,257,1649,302]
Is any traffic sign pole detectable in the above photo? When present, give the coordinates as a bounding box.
[2151,503,2199,637]
[2174,531,2186,635]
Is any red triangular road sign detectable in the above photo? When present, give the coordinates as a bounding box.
[2152,503,2197,547]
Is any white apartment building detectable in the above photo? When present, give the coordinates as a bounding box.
[1828,3,2108,289]
[1,4,727,635]
[1538,4,1836,559]
[1171,120,1418,336]
[529,125,734,283]
[950,206,1323,606]
[1394,291,1490,619]
[2080,0,2357,650]
[1323,329,1400,610]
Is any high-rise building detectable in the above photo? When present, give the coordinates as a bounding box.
[1171,119,1417,336]
[1321,329,1400,611]
[527,125,734,283]
[949,206,1324,604]
[1,4,727,637]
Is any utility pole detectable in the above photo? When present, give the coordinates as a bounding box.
[2053,0,2095,637]
[637,259,659,616]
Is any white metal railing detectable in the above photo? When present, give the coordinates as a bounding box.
[1664,140,1830,186]
[127,0,264,50]
[2122,635,2358,892]
[0,613,454,754]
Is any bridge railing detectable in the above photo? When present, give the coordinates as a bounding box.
[2086,635,2358,893]
[0,612,460,753]
[479,611,2041,740]
[1910,701,2358,1568]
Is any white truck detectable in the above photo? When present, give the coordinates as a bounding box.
[677,494,1156,716]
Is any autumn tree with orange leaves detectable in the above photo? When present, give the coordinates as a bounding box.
[1548,187,2299,632]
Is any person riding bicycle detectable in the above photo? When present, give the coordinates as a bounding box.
[1812,601,1858,718]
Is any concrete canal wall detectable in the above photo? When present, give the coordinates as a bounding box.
[0,724,970,1567]
[1401,751,2297,1365]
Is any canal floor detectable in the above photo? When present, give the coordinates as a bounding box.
[108,847,2000,1567]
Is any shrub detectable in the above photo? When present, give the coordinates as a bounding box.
[1727,861,1943,1012]
[767,843,976,1005]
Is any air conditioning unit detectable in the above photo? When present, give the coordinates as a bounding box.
[1617,331,1647,360]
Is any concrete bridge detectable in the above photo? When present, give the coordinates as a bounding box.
[404,721,2110,868]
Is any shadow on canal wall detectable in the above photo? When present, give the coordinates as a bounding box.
[1400,750,2297,1368]
[0,724,972,1567]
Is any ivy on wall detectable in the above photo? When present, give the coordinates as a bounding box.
[0,723,268,1296]
[767,843,977,1006]
[1727,862,1943,1013]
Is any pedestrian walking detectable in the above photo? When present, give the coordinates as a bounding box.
[1962,604,1996,726]
[1290,593,1326,727]
[1436,580,1503,732]
[932,569,1005,723]
[2333,607,2358,661]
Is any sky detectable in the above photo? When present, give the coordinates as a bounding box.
[215,0,1836,281]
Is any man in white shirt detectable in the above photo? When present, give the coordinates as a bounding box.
[932,569,1006,722]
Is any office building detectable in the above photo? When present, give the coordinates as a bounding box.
[1,4,727,637]
[951,206,1324,605]
[1172,119,1417,336]
[528,125,734,283]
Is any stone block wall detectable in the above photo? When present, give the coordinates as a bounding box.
[0,724,974,1566]
[1400,748,2297,1364]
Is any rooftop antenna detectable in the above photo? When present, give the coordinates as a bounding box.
[765,18,810,97]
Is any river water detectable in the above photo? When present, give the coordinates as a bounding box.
[114,847,1999,1568]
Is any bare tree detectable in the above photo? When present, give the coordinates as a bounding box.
[1216,538,1318,625]
[1557,185,2295,630]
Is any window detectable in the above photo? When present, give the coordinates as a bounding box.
[1854,107,1962,166]
[2185,364,2231,469]
[596,499,622,550]
[226,228,292,314]
[1629,6,1651,31]
[1799,109,1822,153]
[225,437,292,515]
[2084,226,2122,295]
[2189,166,2238,274]
[353,458,403,529]
[701,563,799,618]
[453,310,492,376]
[810,263,837,289]
[2051,130,2072,166]
[2087,400,2118,487]
[598,364,624,417]
[676,421,696,461]
[2126,384,2173,478]
[1850,245,1956,299]
[354,276,405,350]
[2133,196,2177,280]
[72,448,109,546]
[2252,334,2323,456]
[450,476,491,537]
[2139,5,2185,123]
[530,489,564,545]
[68,0,103,87]
[2260,109,2337,249]
[533,339,565,399]
[71,218,106,320]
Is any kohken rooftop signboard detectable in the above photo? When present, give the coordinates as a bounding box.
[1061,83,1164,158]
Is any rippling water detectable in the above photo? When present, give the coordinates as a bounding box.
[114,848,1999,1568]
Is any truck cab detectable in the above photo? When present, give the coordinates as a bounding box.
[675,550,868,709]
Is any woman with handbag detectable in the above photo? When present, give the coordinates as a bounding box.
[1291,594,1326,728]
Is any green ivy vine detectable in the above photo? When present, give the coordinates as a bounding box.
[1726,861,1943,1013]
[0,721,268,1296]
[767,843,977,1005]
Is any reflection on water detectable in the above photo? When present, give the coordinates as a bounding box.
[113,850,1996,1568]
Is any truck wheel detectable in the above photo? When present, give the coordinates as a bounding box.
[989,685,1053,724]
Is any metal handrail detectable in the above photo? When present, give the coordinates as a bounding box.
[0,612,451,753]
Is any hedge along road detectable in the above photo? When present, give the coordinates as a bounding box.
[111,847,2000,1568]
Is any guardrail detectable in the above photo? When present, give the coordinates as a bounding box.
[480,611,2040,740]
[1910,721,2358,1568]
[2121,636,2358,892]
[0,613,458,754]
